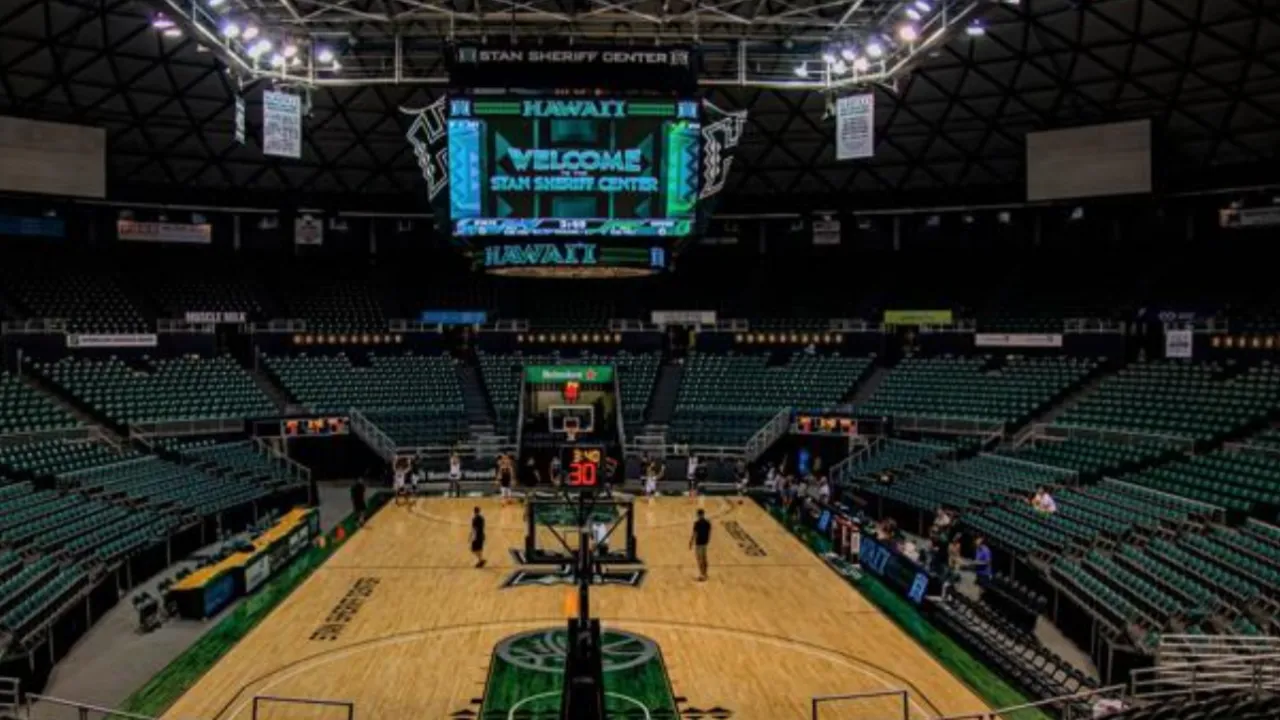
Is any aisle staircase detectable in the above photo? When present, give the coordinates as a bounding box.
[645,362,682,425]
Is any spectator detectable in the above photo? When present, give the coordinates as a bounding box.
[817,477,831,504]
[1032,486,1058,515]
[973,535,993,585]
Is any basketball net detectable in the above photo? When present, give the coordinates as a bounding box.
[564,417,580,442]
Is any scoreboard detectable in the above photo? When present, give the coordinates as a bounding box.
[793,412,858,437]
[282,416,350,437]
[448,97,701,239]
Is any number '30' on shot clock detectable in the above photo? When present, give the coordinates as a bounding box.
[560,445,605,488]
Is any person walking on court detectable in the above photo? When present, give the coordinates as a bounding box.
[470,507,486,568]
[689,509,712,581]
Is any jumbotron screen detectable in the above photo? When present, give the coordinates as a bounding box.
[447,97,701,238]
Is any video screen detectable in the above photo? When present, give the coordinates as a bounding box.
[448,97,701,238]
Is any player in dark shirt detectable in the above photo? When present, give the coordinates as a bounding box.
[470,507,486,568]
[350,477,367,526]
[689,509,712,581]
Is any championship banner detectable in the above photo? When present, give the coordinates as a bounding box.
[263,90,302,159]
[883,310,953,325]
[447,42,697,92]
[184,311,246,324]
[651,310,716,326]
[525,365,614,384]
[117,220,211,245]
[1165,329,1193,359]
[294,214,324,246]
[975,333,1064,348]
[836,93,875,160]
[67,333,159,349]
[812,216,841,245]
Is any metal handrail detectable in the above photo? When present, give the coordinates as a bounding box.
[347,408,397,462]
[743,407,790,463]
[25,693,157,720]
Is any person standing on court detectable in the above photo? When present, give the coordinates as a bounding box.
[689,509,712,581]
[350,476,368,527]
[470,507,486,568]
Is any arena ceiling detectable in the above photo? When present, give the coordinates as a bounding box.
[0,0,1277,211]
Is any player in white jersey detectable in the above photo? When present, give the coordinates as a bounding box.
[393,462,409,506]
[686,455,700,497]
[448,452,463,498]
[643,457,660,497]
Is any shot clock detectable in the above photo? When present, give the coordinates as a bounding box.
[561,445,605,488]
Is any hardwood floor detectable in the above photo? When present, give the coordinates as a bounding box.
[161,497,990,720]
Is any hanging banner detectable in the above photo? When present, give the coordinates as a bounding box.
[525,365,614,384]
[836,93,875,160]
[117,220,211,244]
[262,90,302,159]
[184,311,247,324]
[67,333,159,349]
[651,310,717,326]
[884,310,953,325]
[1165,329,1193,359]
[420,310,488,326]
[234,95,246,145]
[975,333,1064,348]
[447,42,697,92]
[812,216,841,245]
[294,214,324,246]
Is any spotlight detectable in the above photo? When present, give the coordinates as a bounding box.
[248,39,271,58]
[832,60,848,74]
[221,22,240,38]
[283,43,298,58]
[853,56,870,72]
[966,20,986,36]
[209,0,226,7]
[898,24,919,42]
[242,24,259,40]
[163,27,182,38]
[821,51,836,65]
[840,47,857,61]
[866,41,884,58]
[331,60,342,71]
[915,1,932,11]
[152,15,174,30]
[290,56,301,68]
[794,62,809,78]
[906,8,922,20]
[317,47,335,63]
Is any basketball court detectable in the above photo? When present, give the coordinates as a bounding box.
[159,497,990,720]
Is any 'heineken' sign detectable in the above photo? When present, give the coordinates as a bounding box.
[525,365,614,384]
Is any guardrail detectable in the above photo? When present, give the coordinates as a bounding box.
[0,425,100,448]
[935,684,1128,720]
[1036,423,1196,451]
[247,318,308,333]
[743,407,790,463]
[892,414,1005,438]
[128,417,246,440]
[1131,651,1280,699]
[348,408,397,463]
[23,693,158,720]
[252,436,312,485]
[0,318,67,335]
[155,319,215,334]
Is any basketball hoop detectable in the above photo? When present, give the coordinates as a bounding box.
[563,417,581,442]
